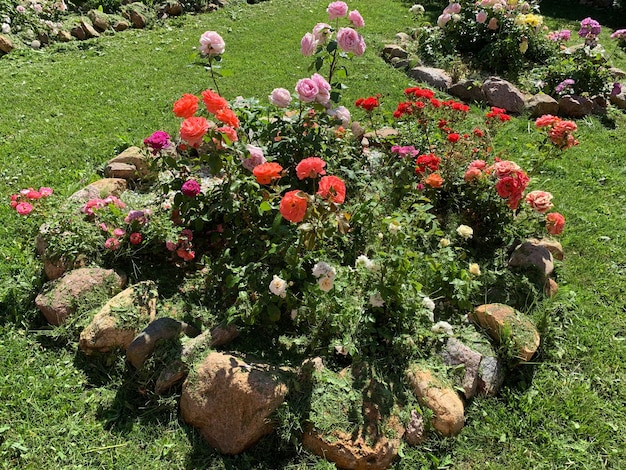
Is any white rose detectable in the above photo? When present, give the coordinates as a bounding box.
[355,255,375,271]
[422,296,435,312]
[456,224,474,240]
[369,292,384,307]
[388,220,401,235]
[269,275,287,298]
[318,276,334,292]
[312,261,333,278]
[431,321,454,336]
[439,238,451,248]
[469,263,481,276]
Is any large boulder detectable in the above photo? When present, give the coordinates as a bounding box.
[469,303,540,362]
[481,77,526,113]
[526,93,559,118]
[405,364,464,437]
[448,79,486,103]
[558,95,594,118]
[408,66,453,91]
[104,146,153,181]
[508,240,554,280]
[180,352,288,454]
[79,281,157,354]
[35,267,126,326]
[68,178,128,203]
[0,34,14,54]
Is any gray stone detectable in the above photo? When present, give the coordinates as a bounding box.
[481,77,526,113]
[88,10,110,32]
[112,20,130,32]
[383,44,408,59]
[558,95,594,118]
[448,79,486,103]
[80,19,100,38]
[57,31,72,42]
[71,25,86,40]
[390,57,410,69]
[526,93,559,117]
[477,356,505,396]
[509,240,554,279]
[30,40,41,50]
[408,66,453,91]
[609,67,626,79]
[440,337,481,399]
[395,32,411,45]
[404,410,425,446]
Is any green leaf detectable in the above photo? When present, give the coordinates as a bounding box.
[267,303,281,322]
[259,201,272,212]
[327,40,337,53]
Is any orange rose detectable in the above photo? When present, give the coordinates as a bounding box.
[317,175,346,204]
[180,116,210,148]
[279,190,308,223]
[215,108,240,128]
[253,162,283,185]
[201,89,229,114]
[424,173,443,188]
[546,212,565,235]
[173,93,199,119]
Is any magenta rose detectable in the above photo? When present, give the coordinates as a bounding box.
[199,31,225,56]
[327,1,348,20]
[269,88,292,108]
[348,10,365,28]
[295,78,319,103]
[301,32,318,56]
[336,27,366,56]
[181,179,202,197]
[143,130,171,155]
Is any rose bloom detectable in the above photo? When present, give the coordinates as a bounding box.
[280,190,308,223]
[415,154,441,174]
[447,133,461,143]
[318,276,334,292]
[269,88,292,108]
[546,212,565,235]
[464,167,483,182]
[296,157,327,180]
[217,126,238,143]
[439,238,451,247]
[181,179,202,197]
[215,108,240,128]
[39,187,54,197]
[173,93,199,118]
[348,10,365,28]
[355,255,375,271]
[336,27,366,56]
[495,173,530,208]
[241,144,266,171]
[144,130,171,154]
[328,105,351,127]
[424,173,443,188]
[312,22,332,42]
[488,17,498,30]
[15,202,33,215]
[104,237,120,250]
[301,32,318,56]
[201,89,229,114]
[476,10,487,23]
[311,73,331,105]
[437,13,451,28]
[491,160,521,178]
[295,78,319,103]
[253,162,283,185]
[317,175,346,204]
[177,248,195,261]
[431,321,453,335]
[327,1,348,20]
[312,261,334,277]
[199,31,225,56]
[113,228,126,238]
[534,114,560,128]
[25,188,42,200]
[369,292,385,307]
[129,232,142,245]
[457,224,474,239]
[269,274,288,298]
[355,96,379,112]
[469,263,481,276]
[525,190,554,213]
[180,116,210,148]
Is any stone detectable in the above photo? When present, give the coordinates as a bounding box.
[527,237,564,261]
[477,355,505,396]
[390,57,410,70]
[509,240,554,279]
[71,25,87,40]
[30,40,41,50]
[112,20,130,32]
[105,146,153,180]
[363,127,399,144]
[404,410,426,446]
[405,364,464,437]
[408,66,453,91]
[609,67,626,79]
[526,93,559,117]
[126,317,199,369]
[79,281,157,354]
[181,324,239,358]
[469,303,540,362]
[163,1,183,15]
[395,32,411,45]
[481,77,526,113]
[382,44,408,59]
[440,337,482,399]
[0,34,13,54]
[68,178,128,203]
[35,268,126,326]
[544,278,559,297]
[80,19,100,38]
[104,162,137,180]
[180,352,288,454]
[128,10,146,29]
[57,31,73,42]
[447,79,485,103]
[155,359,188,394]
[37,32,49,45]
[88,10,110,32]
[610,91,626,110]
[558,95,594,118]
[35,225,88,280]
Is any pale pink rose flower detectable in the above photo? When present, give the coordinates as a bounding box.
[316,89,331,106]
[199,31,225,56]
[241,144,267,171]
[492,160,520,177]
[476,10,488,23]
[336,27,366,55]
[328,106,351,126]
[269,88,292,108]
[113,228,126,238]
[312,23,332,42]
[300,32,318,56]
[327,1,348,20]
[295,78,320,103]
[39,187,53,197]
[437,13,451,28]
[488,17,499,30]
[311,73,331,94]
[525,190,554,213]
[348,10,365,28]
[450,2,461,13]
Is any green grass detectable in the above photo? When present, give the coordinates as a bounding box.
[2,0,626,468]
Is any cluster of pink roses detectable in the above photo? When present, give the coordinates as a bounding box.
[535,115,579,149]
[9,186,53,216]
[295,73,332,106]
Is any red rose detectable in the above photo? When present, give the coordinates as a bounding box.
[296,157,327,180]
[317,175,346,204]
[447,133,461,143]
[415,154,441,175]
[173,93,199,119]
[279,190,308,223]
[253,162,283,185]
[130,232,143,245]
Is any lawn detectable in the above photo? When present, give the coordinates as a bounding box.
[1,0,626,468]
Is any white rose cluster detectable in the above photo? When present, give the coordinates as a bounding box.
[312,261,336,292]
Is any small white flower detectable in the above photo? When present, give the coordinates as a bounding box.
[410,4,425,14]
[369,292,385,307]
[439,238,451,248]
[269,275,287,298]
[312,261,333,278]
[469,263,481,276]
[422,296,435,312]
[355,255,375,271]
[290,309,298,320]
[1,23,10,34]
[377,232,384,240]
[431,321,454,336]
[456,224,474,240]
[388,220,401,235]
[318,275,334,292]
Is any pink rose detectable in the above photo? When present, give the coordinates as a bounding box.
[181,179,202,197]
[328,105,351,126]
[437,13,452,28]
[269,88,292,108]
[491,160,521,178]
[113,228,126,238]
[336,27,366,56]
[295,78,319,103]
[488,17,498,30]
[104,237,120,250]
[301,32,318,57]
[312,23,332,42]
[464,167,483,182]
[199,31,225,56]
[241,144,266,171]
[39,187,53,197]
[525,190,554,213]
[327,1,348,20]
[348,10,365,28]
[476,10,487,23]
[16,202,33,215]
